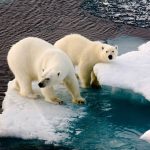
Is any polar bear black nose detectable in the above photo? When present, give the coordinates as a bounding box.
[38,82,45,88]
[108,55,113,60]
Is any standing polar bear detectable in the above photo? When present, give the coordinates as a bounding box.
[54,34,118,88]
[7,37,85,104]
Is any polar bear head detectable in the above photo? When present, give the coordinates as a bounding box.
[38,67,65,88]
[98,43,118,62]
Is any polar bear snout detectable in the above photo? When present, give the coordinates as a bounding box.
[38,78,50,88]
[108,55,113,60]
[38,82,45,88]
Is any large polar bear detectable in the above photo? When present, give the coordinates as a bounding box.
[54,34,118,88]
[7,37,85,104]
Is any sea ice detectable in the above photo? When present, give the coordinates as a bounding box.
[0,81,86,143]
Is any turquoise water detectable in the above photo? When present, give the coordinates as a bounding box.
[70,87,150,150]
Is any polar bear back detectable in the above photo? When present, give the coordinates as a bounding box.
[7,37,73,80]
[8,37,53,62]
[54,34,94,65]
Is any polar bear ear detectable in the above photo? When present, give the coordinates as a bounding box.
[115,45,118,50]
[42,69,48,78]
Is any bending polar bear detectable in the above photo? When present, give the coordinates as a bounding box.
[54,34,118,88]
[7,37,85,104]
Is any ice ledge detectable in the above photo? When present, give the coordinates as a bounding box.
[94,41,150,101]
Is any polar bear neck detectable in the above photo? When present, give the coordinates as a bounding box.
[41,53,60,69]
[39,50,69,77]
[90,43,102,64]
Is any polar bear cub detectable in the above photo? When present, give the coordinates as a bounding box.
[54,34,118,88]
[7,37,85,104]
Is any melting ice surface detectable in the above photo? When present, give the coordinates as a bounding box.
[0,81,86,144]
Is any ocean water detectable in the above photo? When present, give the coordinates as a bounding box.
[81,0,150,28]
[1,35,150,150]
[0,0,12,4]
[70,87,150,150]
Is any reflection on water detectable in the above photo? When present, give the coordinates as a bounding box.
[1,86,150,149]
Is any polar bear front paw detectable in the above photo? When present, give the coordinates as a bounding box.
[72,97,86,104]
[46,97,64,105]
[20,92,40,99]
[28,93,41,99]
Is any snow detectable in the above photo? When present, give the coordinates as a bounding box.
[94,41,150,101]
[0,81,86,143]
[140,130,150,143]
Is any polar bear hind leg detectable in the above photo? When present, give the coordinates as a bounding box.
[11,78,20,91]
[16,76,38,99]
[91,71,101,89]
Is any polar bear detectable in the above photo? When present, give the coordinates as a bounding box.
[7,37,85,104]
[54,34,118,88]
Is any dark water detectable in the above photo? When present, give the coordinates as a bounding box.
[81,0,150,28]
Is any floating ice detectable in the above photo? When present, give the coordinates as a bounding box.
[94,41,150,101]
[140,130,150,143]
[0,81,86,143]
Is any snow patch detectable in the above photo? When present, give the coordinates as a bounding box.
[0,81,86,143]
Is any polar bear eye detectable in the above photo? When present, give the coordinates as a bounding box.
[106,51,108,53]
[57,72,60,77]
[102,46,104,50]
[45,78,50,81]
[112,51,114,53]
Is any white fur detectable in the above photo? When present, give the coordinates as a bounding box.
[54,34,118,88]
[7,37,85,104]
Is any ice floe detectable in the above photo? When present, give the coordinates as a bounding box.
[0,81,86,143]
